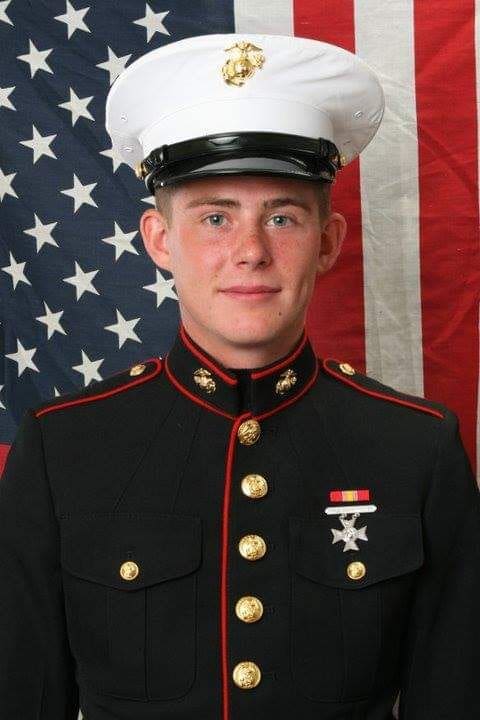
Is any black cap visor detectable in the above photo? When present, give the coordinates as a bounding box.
[151,154,334,189]
[141,132,341,193]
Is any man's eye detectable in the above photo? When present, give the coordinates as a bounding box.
[268,215,293,227]
[204,213,225,226]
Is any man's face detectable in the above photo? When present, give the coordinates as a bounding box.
[140,174,346,358]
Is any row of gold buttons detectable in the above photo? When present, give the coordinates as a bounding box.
[337,363,368,581]
[232,417,264,690]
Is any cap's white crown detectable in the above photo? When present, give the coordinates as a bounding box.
[105,33,385,170]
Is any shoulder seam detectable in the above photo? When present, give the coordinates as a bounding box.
[322,358,445,420]
[34,357,163,418]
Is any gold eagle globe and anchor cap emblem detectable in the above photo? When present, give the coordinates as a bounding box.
[222,41,266,86]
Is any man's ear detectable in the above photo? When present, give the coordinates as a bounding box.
[316,211,347,275]
[139,208,172,272]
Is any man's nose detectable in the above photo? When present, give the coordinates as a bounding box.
[231,225,272,267]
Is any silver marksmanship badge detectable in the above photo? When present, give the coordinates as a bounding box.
[331,512,368,552]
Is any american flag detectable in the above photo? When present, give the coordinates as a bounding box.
[1,0,479,492]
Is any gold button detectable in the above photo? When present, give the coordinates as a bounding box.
[347,561,366,580]
[275,367,297,395]
[232,660,262,689]
[129,363,146,377]
[193,367,216,394]
[238,534,266,561]
[119,560,140,581]
[339,362,355,376]
[237,419,261,445]
[235,595,264,623]
[240,473,268,499]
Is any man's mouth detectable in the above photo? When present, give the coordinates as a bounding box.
[220,285,281,295]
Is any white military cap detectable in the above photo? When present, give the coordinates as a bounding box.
[105,32,385,193]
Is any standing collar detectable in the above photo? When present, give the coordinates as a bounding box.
[164,323,319,419]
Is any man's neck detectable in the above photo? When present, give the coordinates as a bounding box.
[181,322,306,370]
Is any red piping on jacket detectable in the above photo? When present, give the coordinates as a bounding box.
[322,358,445,420]
[164,342,319,720]
[180,324,238,386]
[164,353,319,422]
[218,361,319,719]
[256,357,319,420]
[251,330,307,380]
[34,357,163,418]
[164,356,235,420]
[220,412,251,720]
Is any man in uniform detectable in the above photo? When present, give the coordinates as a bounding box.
[1,32,479,720]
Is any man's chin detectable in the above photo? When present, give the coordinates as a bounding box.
[214,323,283,349]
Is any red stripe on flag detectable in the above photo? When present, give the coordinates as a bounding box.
[414,1,479,471]
[0,444,11,476]
[295,1,367,372]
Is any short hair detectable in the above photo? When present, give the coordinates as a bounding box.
[154,179,332,227]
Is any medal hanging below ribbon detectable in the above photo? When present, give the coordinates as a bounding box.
[331,512,368,552]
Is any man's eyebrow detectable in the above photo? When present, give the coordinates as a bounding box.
[184,196,312,212]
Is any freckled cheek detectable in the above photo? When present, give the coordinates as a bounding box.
[278,252,314,293]
[177,247,224,295]
[194,247,226,280]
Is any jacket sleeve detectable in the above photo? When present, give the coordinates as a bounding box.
[0,409,79,719]
[398,407,480,719]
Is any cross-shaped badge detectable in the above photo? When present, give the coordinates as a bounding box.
[331,512,368,552]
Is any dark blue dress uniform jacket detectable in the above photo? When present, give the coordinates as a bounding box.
[1,324,479,720]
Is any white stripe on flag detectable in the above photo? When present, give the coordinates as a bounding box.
[233,0,294,34]
[354,0,424,396]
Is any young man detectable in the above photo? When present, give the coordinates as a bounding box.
[1,33,479,720]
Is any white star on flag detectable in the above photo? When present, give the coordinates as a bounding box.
[60,173,98,212]
[0,167,17,201]
[19,125,57,164]
[143,268,177,307]
[99,144,124,172]
[1,251,31,289]
[6,339,40,377]
[17,39,54,78]
[36,302,67,340]
[105,309,142,348]
[96,47,132,84]
[73,350,104,385]
[0,85,15,111]
[133,4,170,42]
[23,214,59,252]
[54,1,91,38]
[0,0,13,26]
[101,221,139,260]
[58,88,94,126]
[63,261,100,300]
